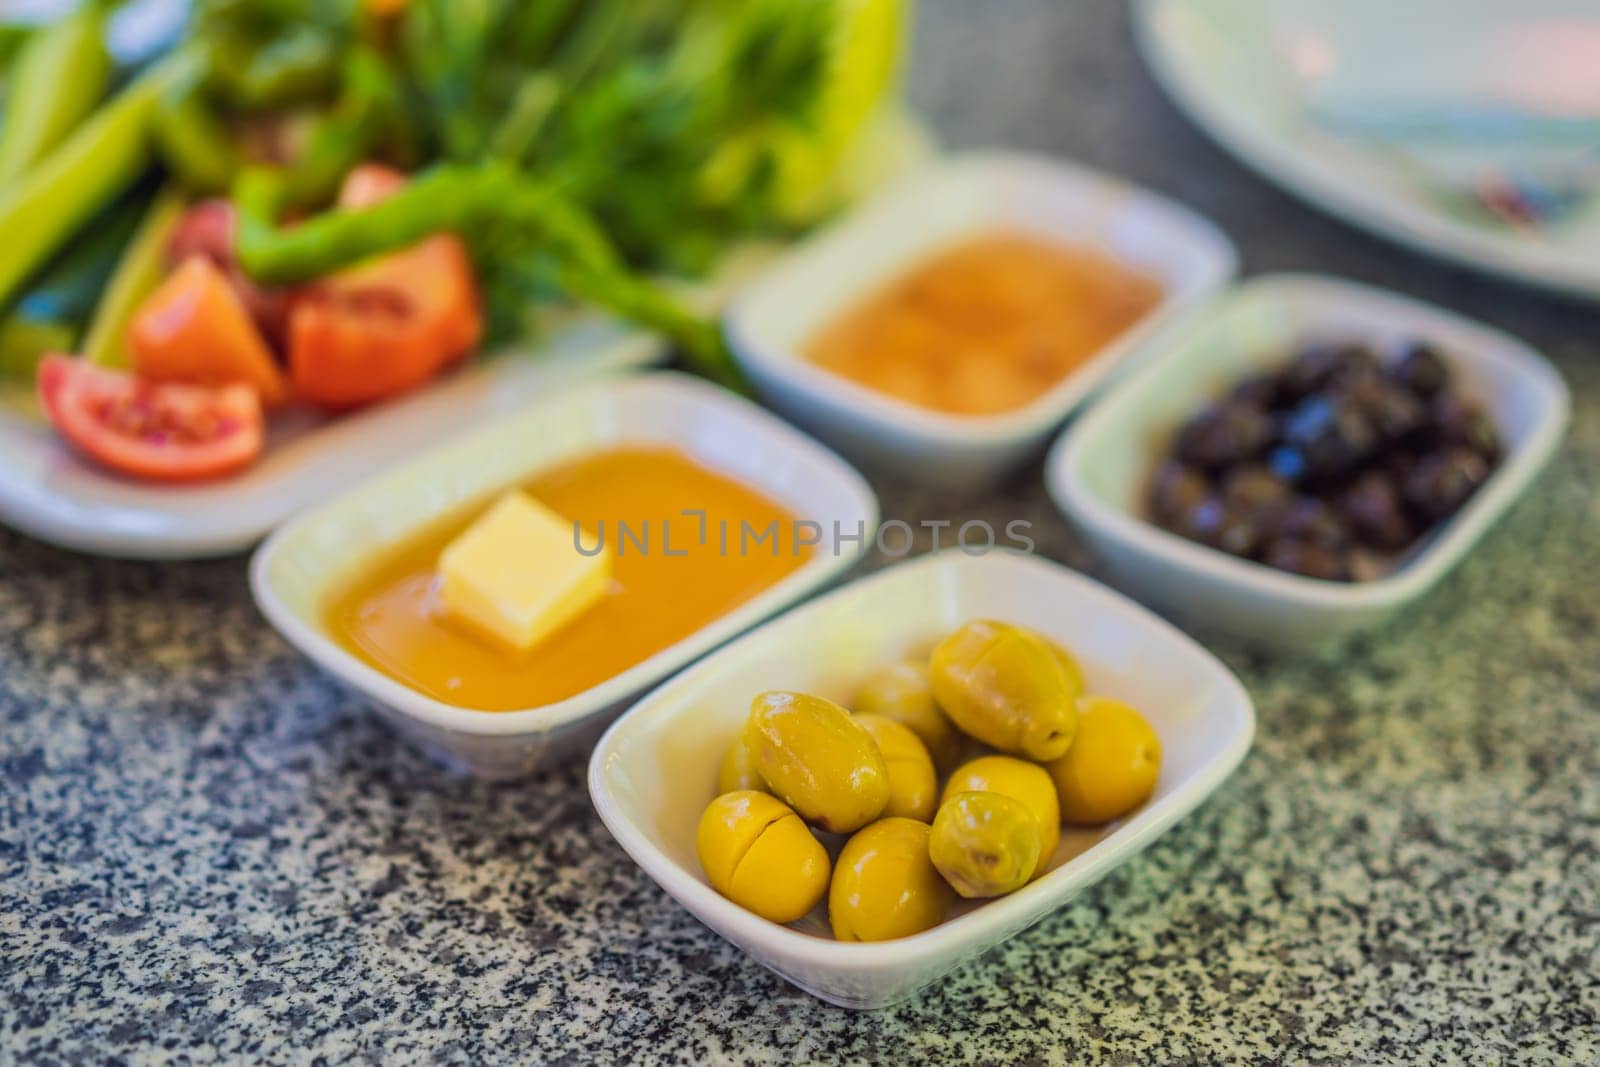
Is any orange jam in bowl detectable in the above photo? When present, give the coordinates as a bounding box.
[804,231,1164,416]
[324,446,814,711]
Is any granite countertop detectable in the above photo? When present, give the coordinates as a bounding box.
[3,3,1598,1063]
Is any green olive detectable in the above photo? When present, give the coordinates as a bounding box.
[744,691,890,834]
[854,713,938,821]
[829,818,954,942]
[928,620,1078,761]
[697,791,829,923]
[928,791,1041,898]
[943,755,1060,882]
[852,660,963,769]
[716,732,767,794]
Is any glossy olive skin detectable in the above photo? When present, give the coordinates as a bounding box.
[942,755,1060,882]
[852,660,963,769]
[1028,629,1086,707]
[928,620,1077,761]
[744,691,890,834]
[928,791,1041,899]
[1046,696,1163,826]
[854,713,938,821]
[829,818,954,942]
[716,733,767,795]
[696,791,829,923]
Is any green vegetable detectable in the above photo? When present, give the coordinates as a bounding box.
[0,53,190,314]
[14,183,152,324]
[233,162,740,386]
[163,0,908,386]
[0,5,111,185]
[0,184,154,379]
[153,67,240,195]
[83,186,188,367]
[0,317,73,379]
[279,45,409,207]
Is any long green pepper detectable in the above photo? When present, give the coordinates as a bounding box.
[232,162,741,387]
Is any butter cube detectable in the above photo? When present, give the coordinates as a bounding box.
[437,490,611,654]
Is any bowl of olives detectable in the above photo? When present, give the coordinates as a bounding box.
[588,550,1254,1009]
[1048,274,1570,649]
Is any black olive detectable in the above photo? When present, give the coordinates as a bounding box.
[1222,465,1293,526]
[1267,445,1309,484]
[1428,393,1502,463]
[1282,342,1381,399]
[1339,470,1415,550]
[1275,495,1349,549]
[1391,341,1451,397]
[1148,460,1210,526]
[1174,401,1274,469]
[1263,539,1354,581]
[1403,448,1491,521]
[1282,393,1379,477]
[1343,375,1427,443]
[1228,372,1285,410]
[1178,496,1260,558]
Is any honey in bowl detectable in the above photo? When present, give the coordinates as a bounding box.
[804,230,1164,416]
[325,446,813,711]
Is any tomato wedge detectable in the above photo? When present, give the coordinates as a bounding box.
[166,200,292,346]
[129,256,290,407]
[37,355,264,482]
[287,164,483,410]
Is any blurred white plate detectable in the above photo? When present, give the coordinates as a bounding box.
[1134,0,1600,298]
[0,322,667,560]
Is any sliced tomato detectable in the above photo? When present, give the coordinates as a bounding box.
[286,164,483,410]
[167,200,292,346]
[129,256,290,407]
[37,355,264,482]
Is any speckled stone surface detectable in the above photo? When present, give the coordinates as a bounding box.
[3,2,1599,1063]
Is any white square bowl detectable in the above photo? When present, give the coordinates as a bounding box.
[723,151,1237,490]
[1047,274,1571,650]
[250,372,879,779]
[588,550,1255,1009]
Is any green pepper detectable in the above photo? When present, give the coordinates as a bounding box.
[153,68,240,196]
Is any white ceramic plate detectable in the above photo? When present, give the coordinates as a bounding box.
[589,550,1255,1009]
[251,371,880,779]
[725,151,1236,490]
[1135,0,1600,299]
[0,321,664,560]
[1048,274,1570,649]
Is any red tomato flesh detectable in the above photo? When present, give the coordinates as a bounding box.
[37,355,264,482]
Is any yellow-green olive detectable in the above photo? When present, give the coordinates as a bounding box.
[716,733,767,794]
[696,791,829,923]
[928,791,1041,898]
[744,691,890,834]
[854,713,938,821]
[943,755,1060,881]
[852,660,962,769]
[829,818,954,942]
[1047,696,1163,826]
[928,620,1077,761]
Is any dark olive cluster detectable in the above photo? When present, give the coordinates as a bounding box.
[1146,340,1501,582]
